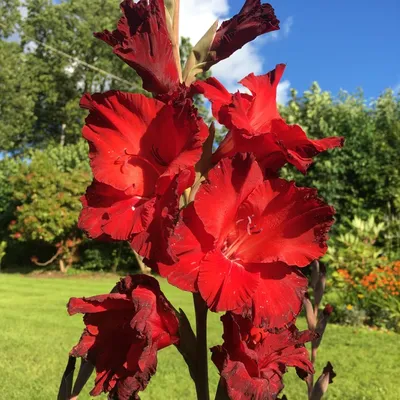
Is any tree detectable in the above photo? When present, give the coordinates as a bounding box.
[2,2,218,153]
[280,84,400,228]
[19,0,143,149]
[0,41,38,152]
[0,154,21,238]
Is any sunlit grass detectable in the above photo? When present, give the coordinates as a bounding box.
[0,274,398,399]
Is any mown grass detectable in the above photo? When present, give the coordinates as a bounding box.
[0,273,398,400]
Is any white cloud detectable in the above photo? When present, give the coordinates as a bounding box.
[179,0,229,45]
[211,42,264,92]
[393,82,400,94]
[282,16,293,37]
[263,16,294,43]
[277,80,291,105]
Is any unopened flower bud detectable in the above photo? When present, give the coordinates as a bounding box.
[323,304,334,316]
[312,307,332,349]
[303,293,317,330]
[310,362,336,400]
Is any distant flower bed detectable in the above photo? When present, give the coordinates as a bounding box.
[327,261,400,332]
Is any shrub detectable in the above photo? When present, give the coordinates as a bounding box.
[0,241,6,269]
[79,242,139,273]
[7,142,91,272]
[325,215,385,278]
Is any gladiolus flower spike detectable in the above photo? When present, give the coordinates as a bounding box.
[60,1,342,399]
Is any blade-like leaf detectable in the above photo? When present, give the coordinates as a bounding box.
[175,308,197,382]
[183,20,218,85]
[71,359,95,398]
[215,379,230,400]
[57,356,76,400]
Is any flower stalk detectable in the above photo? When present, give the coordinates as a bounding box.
[59,1,343,399]
[171,0,182,81]
[193,293,210,400]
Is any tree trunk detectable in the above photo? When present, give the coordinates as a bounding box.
[59,259,67,274]
[134,251,152,275]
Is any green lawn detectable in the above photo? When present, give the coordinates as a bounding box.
[0,274,398,400]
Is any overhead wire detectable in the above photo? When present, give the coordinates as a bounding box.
[25,36,136,89]
[0,21,136,89]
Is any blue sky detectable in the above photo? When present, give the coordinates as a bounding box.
[181,0,400,101]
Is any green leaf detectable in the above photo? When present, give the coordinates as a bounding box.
[182,20,218,85]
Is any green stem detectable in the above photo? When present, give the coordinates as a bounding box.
[193,293,210,400]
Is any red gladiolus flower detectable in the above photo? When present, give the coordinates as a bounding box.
[78,91,207,262]
[207,1,280,68]
[68,274,179,400]
[211,313,315,400]
[95,0,179,95]
[157,154,334,328]
[195,64,344,175]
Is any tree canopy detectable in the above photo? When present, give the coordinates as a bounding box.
[281,84,400,224]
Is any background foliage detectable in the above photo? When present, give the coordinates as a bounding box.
[0,0,399,329]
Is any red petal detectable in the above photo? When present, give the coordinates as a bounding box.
[211,66,285,138]
[115,342,157,399]
[198,250,260,312]
[261,119,344,174]
[194,154,264,244]
[132,169,195,264]
[157,204,208,292]
[82,92,206,196]
[208,65,343,173]
[81,92,164,194]
[240,263,308,329]
[80,92,206,248]
[237,64,285,132]
[117,275,179,342]
[221,94,254,133]
[102,197,156,240]
[234,179,335,266]
[94,0,179,94]
[70,331,96,357]
[214,314,315,400]
[68,293,131,315]
[78,180,156,241]
[69,274,179,400]
[153,105,208,195]
[209,1,280,67]
[257,326,315,375]
[213,352,276,400]
[90,370,113,397]
[193,77,233,121]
